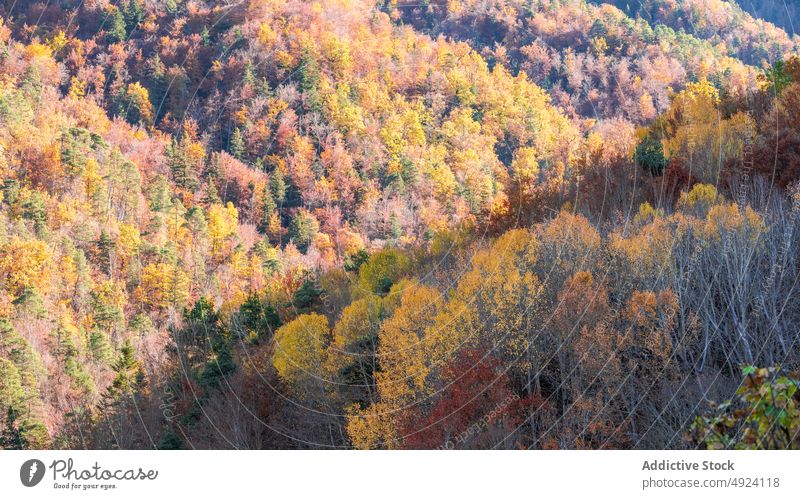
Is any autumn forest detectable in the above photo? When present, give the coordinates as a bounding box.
[0,0,799,450]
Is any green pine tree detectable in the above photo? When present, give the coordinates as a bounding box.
[634,134,668,176]
[107,340,144,399]
[106,8,127,44]
[124,0,145,32]
[270,167,287,205]
[229,127,246,160]
[257,184,276,234]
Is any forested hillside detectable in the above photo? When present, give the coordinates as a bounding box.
[396,0,761,124]
[736,0,800,35]
[597,0,799,64]
[0,0,799,449]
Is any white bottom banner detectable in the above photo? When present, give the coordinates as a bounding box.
[1,450,798,498]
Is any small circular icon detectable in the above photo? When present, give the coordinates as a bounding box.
[20,459,45,487]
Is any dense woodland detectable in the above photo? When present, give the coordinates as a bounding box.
[738,0,800,36]
[0,0,799,450]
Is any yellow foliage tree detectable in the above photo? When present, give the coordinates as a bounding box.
[346,282,443,448]
[0,237,52,298]
[208,202,239,261]
[273,313,331,394]
[136,262,190,310]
